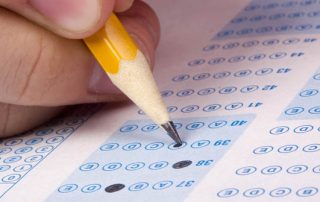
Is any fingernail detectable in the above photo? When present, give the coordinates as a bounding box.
[88,61,122,94]
[114,0,135,12]
[29,0,101,32]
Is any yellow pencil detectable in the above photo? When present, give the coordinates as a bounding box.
[84,13,182,145]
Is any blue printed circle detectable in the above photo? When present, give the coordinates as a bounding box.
[202,44,220,51]
[36,145,54,153]
[269,13,285,20]
[173,122,183,130]
[236,28,253,36]
[203,44,220,51]
[0,147,12,155]
[296,187,318,197]
[120,125,138,133]
[186,122,205,130]
[236,166,256,175]
[281,1,297,7]
[172,74,190,82]
[278,144,298,153]
[203,104,221,112]
[81,184,101,193]
[303,144,320,152]
[261,165,282,175]
[80,162,99,171]
[46,136,64,144]
[15,146,33,154]
[213,71,231,79]
[288,12,305,19]
[217,188,239,198]
[3,156,22,164]
[312,165,320,173]
[255,68,273,76]
[233,69,252,77]
[269,126,289,135]
[313,73,320,80]
[148,161,169,170]
[295,24,312,31]
[25,137,43,145]
[191,140,210,149]
[35,128,54,136]
[285,107,304,115]
[287,165,308,174]
[24,155,43,163]
[222,42,239,49]
[270,187,291,197]
[128,182,149,191]
[208,57,225,65]
[102,162,122,171]
[248,53,266,61]
[231,16,247,23]
[141,124,159,132]
[275,25,292,32]
[125,162,145,171]
[160,90,174,98]
[0,165,10,172]
[168,142,187,150]
[217,30,234,38]
[145,142,164,151]
[228,55,245,63]
[56,127,74,135]
[197,88,215,96]
[240,85,259,93]
[4,139,23,146]
[152,181,173,190]
[137,110,145,115]
[253,146,273,154]
[263,39,279,46]
[283,38,300,45]
[294,125,313,133]
[250,15,266,22]
[243,188,265,197]
[263,2,279,9]
[193,73,211,81]
[219,86,237,94]
[308,106,320,114]
[188,59,205,67]
[255,26,273,33]
[305,10,319,17]
[181,105,199,113]
[58,184,78,193]
[299,89,318,97]
[225,102,243,110]
[2,174,21,183]
[176,89,194,97]
[208,120,227,129]
[13,164,32,172]
[100,143,119,151]
[167,106,178,113]
[122,142,141,151]
[242,40,259,48]
[270,51,287,59]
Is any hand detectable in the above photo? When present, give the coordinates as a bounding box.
[0,0,160,137]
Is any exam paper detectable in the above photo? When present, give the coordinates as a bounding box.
[1,0,320,201]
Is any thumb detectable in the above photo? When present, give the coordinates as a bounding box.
[0,0,134,39]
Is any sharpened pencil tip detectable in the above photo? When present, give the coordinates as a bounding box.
[161,121,183,145]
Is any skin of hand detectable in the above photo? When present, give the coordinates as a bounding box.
[0,0,160,137]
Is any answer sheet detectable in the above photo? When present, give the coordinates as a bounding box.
[1,0,320,201]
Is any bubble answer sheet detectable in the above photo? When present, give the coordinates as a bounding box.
[1,0,320,201]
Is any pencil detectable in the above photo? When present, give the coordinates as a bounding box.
[84,13,182,145]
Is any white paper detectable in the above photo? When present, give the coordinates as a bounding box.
[1,0,320,201]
